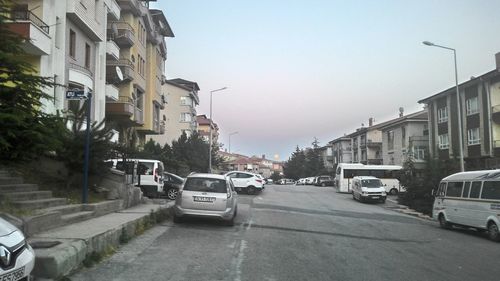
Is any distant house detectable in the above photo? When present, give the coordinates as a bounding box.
[378,110,429,168]
[197,114,219,144]
[329,136,353,168]
[419,54,500,169]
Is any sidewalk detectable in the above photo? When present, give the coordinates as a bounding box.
[29,201,175,280]
[386,197,433,221]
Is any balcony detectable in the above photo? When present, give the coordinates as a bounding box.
[106,58,135,83]
[7,10,51,55]
[106,96,134,117]
[106,84,119,101]
[105,0,121,20]
[366,140,382,148]
[116,0,142,16]
[108,21,135,48]
[106,40,120,61]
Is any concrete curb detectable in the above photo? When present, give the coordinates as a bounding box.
[29,201,175,280]
[386,198,433,221]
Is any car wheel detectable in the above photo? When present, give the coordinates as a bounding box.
[352,193,356,200]
[166,188,178,200]
[488,222,500,242]
[438,214,451,229]
[247,186,256,195]
[389,188,398,195]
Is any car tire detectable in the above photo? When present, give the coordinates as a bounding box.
[389,188,398,195]
[166,188,178,200]
[247,186,256,195]
[438,214,451,229]
[488,221,500,242]
[352,193,356,200]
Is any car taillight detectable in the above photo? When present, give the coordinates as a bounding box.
[256,179,262,183]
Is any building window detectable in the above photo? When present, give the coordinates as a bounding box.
[467,127,480,145]
[438,134,449,149]
[69,29,76,58]
[413,146,426,161]
[466,96,479,115]
[180,96,193,106]
[180,113,192,122]
[387,130,394,150]
[85,43,91,69]
[437,107,448,123]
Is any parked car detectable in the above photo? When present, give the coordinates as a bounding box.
[305,177,315,185]
[278,178,295,185]
[106,158,164,198]
[315,175,333,187]
[225,171,264,194]
[296,178,306,185]
[0,217,35,281]
[173,173,238,226]
[163,172,185,200]
[266,179,274,184]
[351,176,387,203]
[255,174,266,189]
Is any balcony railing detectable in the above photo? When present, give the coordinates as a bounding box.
[106,58,134,82]
[11,10,49,34]
[108,21,135,47]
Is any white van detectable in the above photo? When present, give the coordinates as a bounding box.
[433,170,500,242]
[106,159,164,198]
[351,176,387,203]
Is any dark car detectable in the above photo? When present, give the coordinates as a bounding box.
[163,172,185,200]
[315,175,334,187]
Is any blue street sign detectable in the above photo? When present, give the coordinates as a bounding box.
[66,87,90,100]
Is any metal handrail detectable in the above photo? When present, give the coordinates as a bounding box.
[11,10,49,34]
[107,58,135,70]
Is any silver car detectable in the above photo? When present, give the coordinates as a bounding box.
[0,217,35,281]
[173,173,238,226]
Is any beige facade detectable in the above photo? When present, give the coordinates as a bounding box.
[147,79,199,146]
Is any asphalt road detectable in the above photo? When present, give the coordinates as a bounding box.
[70,184,500,281]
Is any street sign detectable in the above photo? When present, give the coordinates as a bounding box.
[66,86,91,100]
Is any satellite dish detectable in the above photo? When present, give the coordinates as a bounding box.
[111,23,118,38]
[115,66,123,81]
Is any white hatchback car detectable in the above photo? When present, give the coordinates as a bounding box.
[225,171,264,194]
[0,217,35,281]
[173,173,238,226]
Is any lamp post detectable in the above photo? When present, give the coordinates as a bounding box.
[208,87,227,173]
[228,131,238,153]
[423,41,464,172]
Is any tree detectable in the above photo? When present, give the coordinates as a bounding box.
[284,146,306,180]
[55,105,115,188]
[270,171,282,182]
[0,0,62,161]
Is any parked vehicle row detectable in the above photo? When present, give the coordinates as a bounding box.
[294,176,334,187]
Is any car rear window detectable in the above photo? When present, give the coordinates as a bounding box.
[183,178,227,193]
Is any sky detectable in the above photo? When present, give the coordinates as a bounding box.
[151,0,500,161]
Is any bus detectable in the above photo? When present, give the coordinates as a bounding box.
[433,170,500,242]
[334,163,402,194]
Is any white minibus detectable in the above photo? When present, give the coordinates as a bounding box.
[334,163,402,194]
[433,169,500,242]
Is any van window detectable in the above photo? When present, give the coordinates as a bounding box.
[437,182,446,197]
[462,182,471,198]
[446,182,463,197]
[138,162,154,175]
[469,181,482,198]
[361,179,382,188]
[481,181,500,200]
[116,161,134,174]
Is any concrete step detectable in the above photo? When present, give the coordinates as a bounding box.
[0,184,38,193]
[0,191,53,201]
[35,204,84,216]
[61,211,95,225]
[13,198,68,210]
[0,177,23,185]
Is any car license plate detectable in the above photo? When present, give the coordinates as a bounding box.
[372,196,379,199]
[0,266,25,281]
[193,196,215,202]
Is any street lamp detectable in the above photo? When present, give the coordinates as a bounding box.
[209,86,228,173]
[423,41,464,172]
[228,131,238,153]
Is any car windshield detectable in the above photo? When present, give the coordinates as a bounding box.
[362,179,382,188]
[183,178,227,193]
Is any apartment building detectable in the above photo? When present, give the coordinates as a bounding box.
[105,0,173,146]
[419,55,500,169]
[379,110,429,168]
[318,146,334,173]
[6,0,121,124]
[197,114,219,144]
[329,136,353,167]
[348,118,383,165]
[148,78,199,146]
